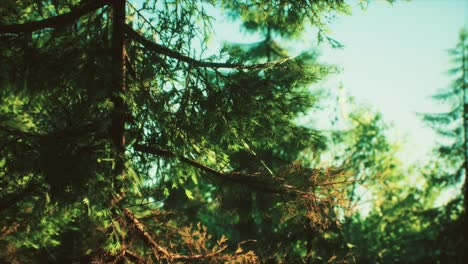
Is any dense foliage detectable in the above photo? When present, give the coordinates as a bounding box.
[0,0,466,263]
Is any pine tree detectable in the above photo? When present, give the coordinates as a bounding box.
[422,28,468,257]
[0,0,386,262]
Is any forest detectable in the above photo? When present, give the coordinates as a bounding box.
[0,0,466,263]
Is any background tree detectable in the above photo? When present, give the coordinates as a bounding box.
[330,30,468,263]
[422,28,468,254]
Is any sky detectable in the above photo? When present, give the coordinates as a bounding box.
[319,0,468,161]
[209,0,468,162]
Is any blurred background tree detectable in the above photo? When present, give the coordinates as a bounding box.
[337,28,468,263]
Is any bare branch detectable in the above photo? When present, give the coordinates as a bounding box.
[0,0,111,34]
[123,24,289,69]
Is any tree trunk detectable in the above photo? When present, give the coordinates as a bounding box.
[462,37,468,259]
[111,0,126,201]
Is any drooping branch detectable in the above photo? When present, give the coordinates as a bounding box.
[123,24,289,69]
[133,144,296,196]
[134,144,352,199]
[134,144,228,178]
[0,0,111,34]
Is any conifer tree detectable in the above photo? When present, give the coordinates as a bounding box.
[0,0,389,262]
[422,28,468,247]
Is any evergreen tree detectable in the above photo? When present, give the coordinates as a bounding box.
[336,99,464,263]
[0,0,373,262]
[350,28,468,263]
[422,28,468,253]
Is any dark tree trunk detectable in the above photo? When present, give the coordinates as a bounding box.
[461,38,468,260]
[111,0,126,200]
[305,220,314,264]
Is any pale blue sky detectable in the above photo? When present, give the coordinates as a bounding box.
[209,0,467,161]
[319,0,468,160]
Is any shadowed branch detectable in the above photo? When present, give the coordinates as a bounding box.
[0,0,111,33]
[133,144,298,196]
[123,24,289,69]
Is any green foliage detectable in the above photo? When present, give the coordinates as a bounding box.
[1,1,440,263]
[0,0,358,262]
[219,0,351,46]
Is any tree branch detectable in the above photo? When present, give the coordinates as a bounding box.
[123,208,231,262]
[0,223,21,240]
[122,250,149,263]
[0,123,103,139]
[123,208,173,259]
[123,24,289,69]
[0,183,40,213]
[0,0,111,34]
[133,144,297,196]
[0,125,42,138]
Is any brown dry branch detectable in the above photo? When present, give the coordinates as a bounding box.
[123,208,258,263]
[134,144,352,229]
[276,162,352,229]
[123,208,173,260]
[0,223,21,240]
